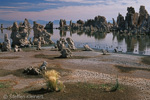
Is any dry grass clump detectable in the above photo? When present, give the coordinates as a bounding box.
[43,70,65,92]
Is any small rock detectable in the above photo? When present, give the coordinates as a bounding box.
[102,49,107,55]
[60,48,72,58]
[1,34,11,52]
[66,37,76,50]
[23,66,41,75]
[84,44,93,51]
[36,38,41,50]
[40,61,47,71]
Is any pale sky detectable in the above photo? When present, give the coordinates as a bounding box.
[0,0,150,21]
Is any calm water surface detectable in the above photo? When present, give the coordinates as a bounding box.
[1,28,150,55]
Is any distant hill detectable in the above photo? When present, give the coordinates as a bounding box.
[1,19,113,28]
[0,19,33,27]
[0,20,14,27]
[0,19,74,28]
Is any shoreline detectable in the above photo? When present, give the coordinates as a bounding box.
[1,46,149,57]
[1,28,150,56]
[0,48,149,99]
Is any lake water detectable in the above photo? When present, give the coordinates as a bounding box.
[1,28,150,55]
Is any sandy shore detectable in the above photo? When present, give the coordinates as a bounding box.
[0,49,150,99]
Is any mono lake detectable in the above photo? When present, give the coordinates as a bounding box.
[0,28,150,55]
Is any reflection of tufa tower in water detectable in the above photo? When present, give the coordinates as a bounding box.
[1,24,3,33]
[1,24,3,29]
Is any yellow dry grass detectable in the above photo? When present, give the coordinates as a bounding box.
[43,70,64,92]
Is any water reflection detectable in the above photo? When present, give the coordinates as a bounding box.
[46,29,53,35]
[71,29,107,40]
[112,31,150,55]
[0,28,150,55]
[1,29,3,33]
[60,30,66,37]
[59,29,150,55]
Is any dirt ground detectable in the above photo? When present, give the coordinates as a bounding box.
[0,48,150,100]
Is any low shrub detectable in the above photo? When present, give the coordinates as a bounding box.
[43,70,65,92]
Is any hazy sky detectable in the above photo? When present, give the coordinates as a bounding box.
[0,0,150,21]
